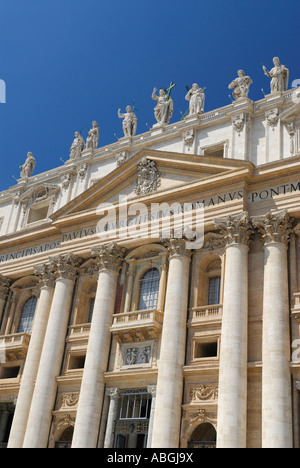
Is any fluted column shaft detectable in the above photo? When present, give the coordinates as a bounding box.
[253,211,293,448]
[151,239,191,448]
[215,212,253,448]
[8,265,55,448]
[23,254,80,448]
[72,243,125,449]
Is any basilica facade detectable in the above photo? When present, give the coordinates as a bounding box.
[0,62,300,448]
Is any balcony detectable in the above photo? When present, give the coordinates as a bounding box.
[67,324,91,343]
[189,305,223,325]
[0,333,31,362]
[110,309,164,343]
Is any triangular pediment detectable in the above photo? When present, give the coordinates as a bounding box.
[51,149,253,223]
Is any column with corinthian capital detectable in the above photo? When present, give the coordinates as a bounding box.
[72,243,125,449]
[253,210,293,448]
[23,253,80,448]
[151,238,191,448]
[214,212,253,448]
[8,265,56,448]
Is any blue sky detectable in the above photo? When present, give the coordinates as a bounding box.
[0,0,299,191]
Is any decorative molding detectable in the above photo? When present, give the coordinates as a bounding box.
[164,237,192,259]
[60,392,79,410]
[182,129,195,151]
[92,242,126,272]
[266,108,280,130]
[49,253,81,281]
[214,211,254,247]
[0,275,11,300]
[190,385,218,402]
[134,157,161,196]
[252,210,294,246]
[106,387,120,400]
[34,264,56,288]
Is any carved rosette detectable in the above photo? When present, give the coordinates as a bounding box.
[252,210,294,247]
[0,275,11,300]
[49,253,81,281]
[92,242,126,272]
[165,237,192,259]
[214,212,254,247]
[34,264,56,288]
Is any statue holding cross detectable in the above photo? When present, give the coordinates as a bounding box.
[152,82,175,125]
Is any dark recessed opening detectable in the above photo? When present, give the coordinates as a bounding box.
[195,342,218,359]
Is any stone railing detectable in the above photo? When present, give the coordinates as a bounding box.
[189,305,223,323]
[111,309,164,343]
[0,333,31,361]
[67,323,91,342]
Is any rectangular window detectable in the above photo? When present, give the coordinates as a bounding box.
[119,390,151,420]
[195,342,218,359]
[27,204,49,224]
[208,277,221,305]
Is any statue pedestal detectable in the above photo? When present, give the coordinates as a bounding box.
[151,123,168,136]
[183,114,202,124]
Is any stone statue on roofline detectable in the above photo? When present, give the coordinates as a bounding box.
[152,83,175,125]
[228,70,253,100]
[20,152,36,180]
[86,121,99,150]
[118,106,137,137]
[69,131,85,160]
[185,83,205,114]
[262,57,289,94]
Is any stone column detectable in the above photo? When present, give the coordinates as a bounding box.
[214,212,253,448]
[253,210,293,448]
[0,276,11,326]
[151,239,191,448]
[103,387,120,448]
[8,265,55,448]
[147,385,157,448]
[22,253,80,448]
[72,242,125,449]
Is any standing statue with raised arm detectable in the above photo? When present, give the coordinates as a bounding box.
[20,152,36,179]
[262,57,289,94]
[118,106,137,137]
[152,84,174,125]
[228,70,253,100]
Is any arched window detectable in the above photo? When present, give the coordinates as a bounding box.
[17,296,37,334]
[137,268,160,311]
[188,422,216,448]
